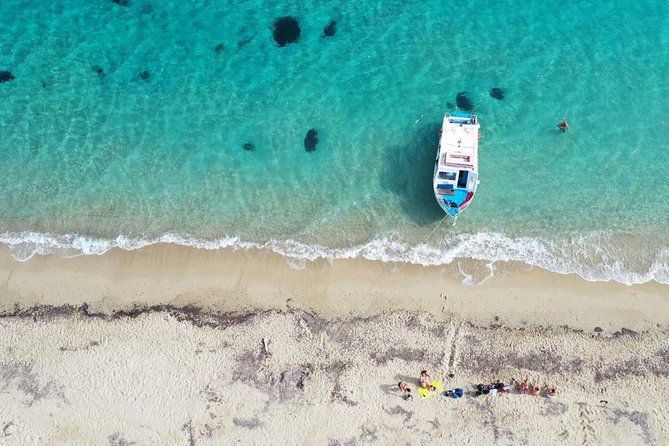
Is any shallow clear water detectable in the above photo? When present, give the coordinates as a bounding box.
[0,0,668,283]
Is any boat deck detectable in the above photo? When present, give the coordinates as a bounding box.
[438,117,479,170]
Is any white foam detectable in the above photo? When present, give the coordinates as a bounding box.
[0,230,667,286]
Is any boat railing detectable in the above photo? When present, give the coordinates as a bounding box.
[445,112,477,125]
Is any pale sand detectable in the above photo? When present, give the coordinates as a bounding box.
[0,245,668,445]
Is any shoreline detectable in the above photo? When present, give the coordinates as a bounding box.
[0,243,667,331]
[1,229,667,286]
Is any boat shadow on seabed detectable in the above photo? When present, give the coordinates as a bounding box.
[380,122,445,227]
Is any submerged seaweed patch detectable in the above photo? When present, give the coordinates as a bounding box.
[304,128,318,152]
[272,16,301,47]
[455,92,474,111]
[0,71,15,83]
[323,20,337,37]
[490,88,505,100]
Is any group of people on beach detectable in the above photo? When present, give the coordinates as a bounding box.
[475,378,557,399]
[398,372,557,401]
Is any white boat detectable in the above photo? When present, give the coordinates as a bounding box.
[433,112,480,217]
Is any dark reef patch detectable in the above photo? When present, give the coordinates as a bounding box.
[0,71,15,83]
[111,0,130,6]
[455,92,474,111]
[92,65,105,77]
[490,88,505,100]
[304,128,318,152]
[214,43,225,54]
[238,38,252,49]
[323,20,337,37]
[243,142,256,152]
[138,70,150,81]
[272,16,301,47]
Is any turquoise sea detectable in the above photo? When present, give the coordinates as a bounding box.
[1,0,668,284]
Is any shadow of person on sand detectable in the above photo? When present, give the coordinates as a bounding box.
[380,122,445,227]
[379,374,423,398]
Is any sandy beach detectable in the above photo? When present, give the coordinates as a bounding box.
[1,245,668,445]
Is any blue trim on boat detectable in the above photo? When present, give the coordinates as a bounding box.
[440,188,470,216]
[450,112,472,118]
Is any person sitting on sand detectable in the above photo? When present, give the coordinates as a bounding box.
[530,385,540,396]
[398,382,412,400]
[475,384,486,396]
[544,385,557,399]
[519,378,529,394]
[419,370,432,389]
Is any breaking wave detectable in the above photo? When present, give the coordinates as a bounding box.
[0,230,667,286]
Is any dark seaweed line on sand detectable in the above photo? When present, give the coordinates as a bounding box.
[0,305,657,342]
[0,303,259,330]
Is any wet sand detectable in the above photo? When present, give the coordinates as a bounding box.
[0,245,668,445]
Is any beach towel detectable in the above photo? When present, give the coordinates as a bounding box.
[418,381,443,399]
